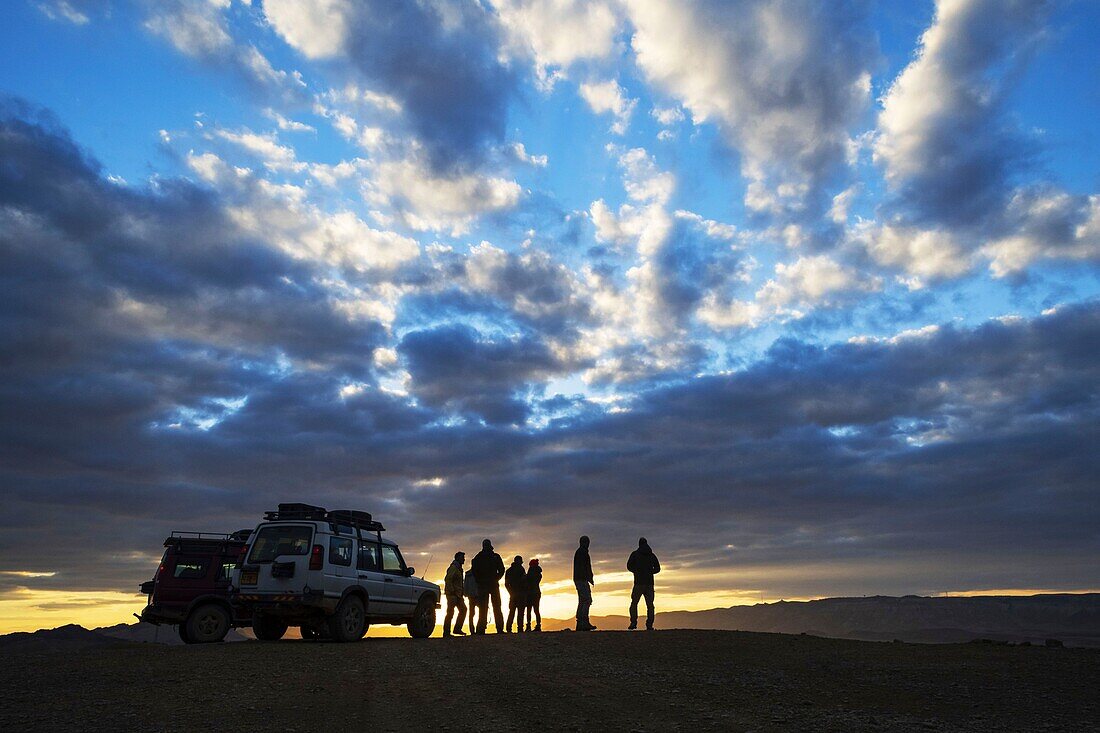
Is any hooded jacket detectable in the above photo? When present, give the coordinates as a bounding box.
[526,563,543,596]
[627,542,661,588]
[472,546,505,587]
[505,560,527,595]
[444,560,464,597]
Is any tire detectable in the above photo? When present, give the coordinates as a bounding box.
[407,595,436,639]
[178,624,191,644]
[185,603,231,644]
[328,595,367,642]
[252,613,289,641]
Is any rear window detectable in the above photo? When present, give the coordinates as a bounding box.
[173,558,208,579]
[248,525,313,563]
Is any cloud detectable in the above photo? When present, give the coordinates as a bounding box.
[874,0,1051,227]
[144,0,306,103]
[492,0,619,87]
[625,0,876,216]
[579,79,637,135]
[36,0,97,24]
[265,0,518,170]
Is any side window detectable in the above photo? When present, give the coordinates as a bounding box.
[329,537,353,567]
[380,545,405,574]
[358,543,379,572]
[217,562,235,581]
[173,557,208,579]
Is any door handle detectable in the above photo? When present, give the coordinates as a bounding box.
[384,578,394,583]
[358,574,370,579]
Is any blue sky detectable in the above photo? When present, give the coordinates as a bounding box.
[1,0,1099,629]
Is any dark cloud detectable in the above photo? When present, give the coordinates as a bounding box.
[342,0,518,171]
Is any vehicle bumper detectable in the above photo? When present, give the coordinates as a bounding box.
[231,590,335,615]
[139,603,184,626]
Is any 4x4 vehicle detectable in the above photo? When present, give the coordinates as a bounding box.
[231,503,440,642]
[138,531,253,644]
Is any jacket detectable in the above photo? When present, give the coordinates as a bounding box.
[526,565,543,596]
[472,548,505,587]
[627,547,661,588]
[463,569,480,598]
[573,546,593,585]
[505,562,527,595]
[444,561,464,597]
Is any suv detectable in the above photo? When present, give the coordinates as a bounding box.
[139,531,253,643]
[231,503,440,642]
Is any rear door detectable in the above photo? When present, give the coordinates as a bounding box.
[356,540,390,616]
[242,523,314,594]
[380,544,419,617]
[324,533,356,600]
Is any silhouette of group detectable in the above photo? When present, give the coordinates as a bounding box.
[442,536,659,636]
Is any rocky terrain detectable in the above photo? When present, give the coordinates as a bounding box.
[1,627,1096,731]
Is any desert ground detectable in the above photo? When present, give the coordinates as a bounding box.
[2,628,1097,731]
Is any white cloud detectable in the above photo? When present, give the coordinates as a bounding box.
[852,221,971,284]
[36,1,90,24]
[264,0,351,59]
[983,192,1100,277]
[365,158,522,236]
[492,0,619,86]
[510,142,549,167]
[625,0,874,214]
[213,128,305,172]
[589,147,675,256]
[263,109,316,134]
[579,80,637,135]
[651,106,685,127]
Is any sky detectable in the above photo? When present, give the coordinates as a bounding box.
[0,0,1098,634]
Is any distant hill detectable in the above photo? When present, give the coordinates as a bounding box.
[542,593,1100,646]
[0,623,123,651]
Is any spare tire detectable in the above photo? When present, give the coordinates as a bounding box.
[252,613,288,641]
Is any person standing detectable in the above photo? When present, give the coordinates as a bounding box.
[504,555,527,633]
[573,535,596,631]
[627,537,661,630]
[471,538,505,634]
[525,558,543,632]
[443,551,467,637]
[463,565,480,635]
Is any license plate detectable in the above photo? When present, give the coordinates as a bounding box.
[241,571,258,585]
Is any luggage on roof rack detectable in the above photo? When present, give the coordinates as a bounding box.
[262,503,385,532]
[264,502,328,521]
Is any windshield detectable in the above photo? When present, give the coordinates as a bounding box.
[247,525,313,563]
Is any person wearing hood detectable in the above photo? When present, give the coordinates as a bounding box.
[525,558,543,632]
[573,535,596,631]
[504,555,527,633]
[443,551,467,637]
[627,537,660,630]
[471,538,505,634]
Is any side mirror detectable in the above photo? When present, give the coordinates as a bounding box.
[405,567,416,577]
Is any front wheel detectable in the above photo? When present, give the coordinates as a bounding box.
[407,596,436,639]
[328,595,367,642]
[185,603,231,644]
[252,613,288,641]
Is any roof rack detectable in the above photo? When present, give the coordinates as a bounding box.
[165,531,249,548]
[263,503,385,532]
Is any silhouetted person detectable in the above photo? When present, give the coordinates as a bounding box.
[463,566,480,635]
[574,535,596,631]
[472,538,505,634]
[525,558,542,632]
[505,555,527,633]
[443,551,467,637]
[627,537,661,630]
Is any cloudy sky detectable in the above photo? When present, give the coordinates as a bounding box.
[1,0,1098,631]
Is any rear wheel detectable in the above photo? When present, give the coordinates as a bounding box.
[252,613,289,641]
[328,595,367,642]
[185,603,231,644]
[408,595,436,639]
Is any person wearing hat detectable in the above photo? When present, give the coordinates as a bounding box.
[443,551,467,637]
[627,537,661,630]
[504,555,527,633]
[525,558,543,632]
[471,538,505,634]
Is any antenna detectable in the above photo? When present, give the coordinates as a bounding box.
[421,553,434,579]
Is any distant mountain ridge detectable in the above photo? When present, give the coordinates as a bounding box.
[543,593,1100,646]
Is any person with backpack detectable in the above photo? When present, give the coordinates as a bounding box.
[525,558,543,632]
[471,538,505,634]
[627,537,661,630]
[463,565,481,635]
[574,535,596,631]
[442,551,467,637]
[504,555,527,633]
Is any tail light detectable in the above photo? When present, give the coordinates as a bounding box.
[309,544,324,571]
[236,544,249,567]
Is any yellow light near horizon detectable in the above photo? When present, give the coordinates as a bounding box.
[0,587,144,635]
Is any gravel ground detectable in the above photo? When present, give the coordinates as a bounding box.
[2,629,1097,731]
